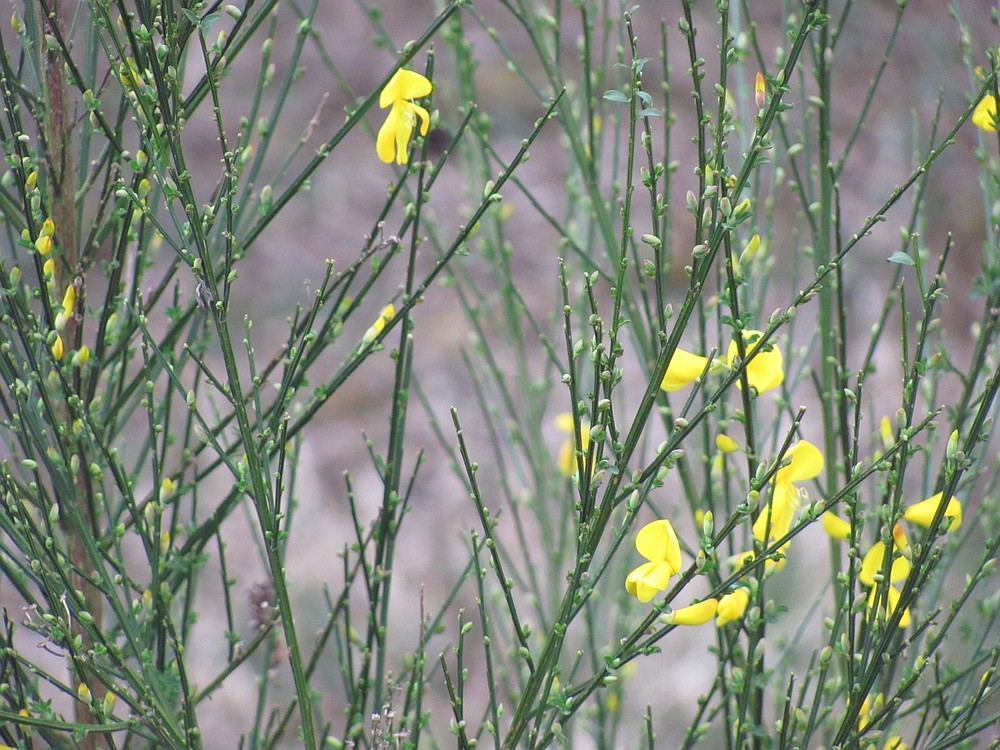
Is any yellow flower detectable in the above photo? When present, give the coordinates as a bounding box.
[727,329,784,394]
[858,524,911,588]
[858,692,884,731]
[752,440,823,543]
[377,69,432,164]
[902,491,961,530]
[662,598,718,626]
[51,334,64,360]
[71,345,91,368]
[822,511,851,540]
[362,303,394,344]
[972,94,997,132]
[625,519,682,603]
[754,71,766,108]
[866,583,911,628]
[858,523,912,628]
[555,412,590,477]
[55,283,76,331]
[715,433,739,454]
[660,347,710,392]
[35,234,53,255]
[715,588,750,626]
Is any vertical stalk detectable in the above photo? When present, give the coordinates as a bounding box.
[43,2,101,747]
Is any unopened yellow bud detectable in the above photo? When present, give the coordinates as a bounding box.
[755,71,766,108]
[25,169,38,190]
[946,429,959,459]
[160,477,175,499]
[880,415,894,449]
[11,12,21,32]
[159,530,170,555]
[103,691,117,714]
[137,178,151,198]
[42,259,55,277]
[72,345,91,368]
[41,217,55,236]
[9,266,21,285]
[362,303,395,344]
[35,234,53,256]
[741,233,761,264]
[716,433,739,453]
[77,682,92,704]
[51,334,64,360]
[61,284,76,315]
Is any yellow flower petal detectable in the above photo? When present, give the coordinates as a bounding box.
[660,347,709,392]
[663,598,718,626]
[902,492,961,530]
[866,584,911,628]
[557,416,590,477]
[727,329,784,394]
[859,539,911,588]
[822,511,851,540]
[776,440,824,483]
[715,588,750,626]
[625,560,674,603]
[883,736,907,750]
[634,519,682,573]
[752,480,797,542]
[972,94,997,132]
[380,69,432,108]
[715,433,739,453]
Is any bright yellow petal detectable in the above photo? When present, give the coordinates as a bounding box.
[882,736,907,750]
[753,481,797,542]
[777,440,824,483]
[715,588,750,626]
[664,598,718,625]
[634,519,682,573]
[377,105,404,163]
[822,511,851,540]
[715,433,739,453]
[902,492,961,530]
[866,585,911,628]
[380,69,432,107]
[859,540,911,587]
[410,102,431,136]
[660,348,709,391]
[625,561,673,602]
[972,94,997,132]
[727,329,784,394]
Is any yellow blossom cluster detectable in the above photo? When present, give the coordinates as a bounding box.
[824,492,962,628]
[659,328,784,395]
[625,519,751,627]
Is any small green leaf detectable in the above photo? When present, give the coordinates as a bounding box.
[887,251,915,266]
[603,90,628,103]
